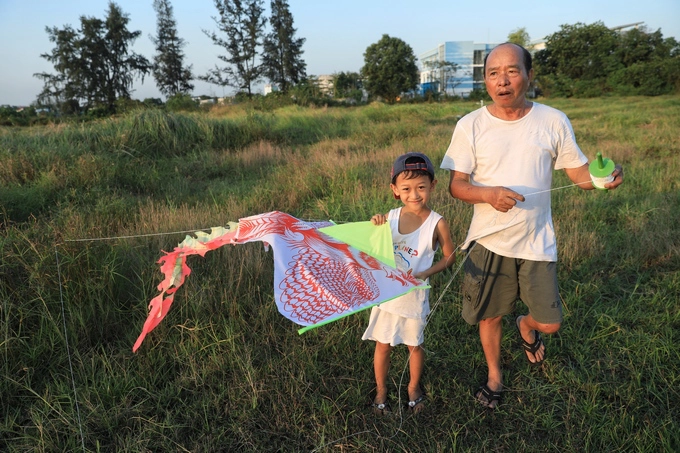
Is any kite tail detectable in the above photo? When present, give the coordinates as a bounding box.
[132,292,175,352]
[133,226,238,352]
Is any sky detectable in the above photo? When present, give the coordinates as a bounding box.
[1,0,679,106]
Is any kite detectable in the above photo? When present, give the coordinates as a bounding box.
[133,211,428,352]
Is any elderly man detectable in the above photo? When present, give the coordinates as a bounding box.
[441,43,623,408]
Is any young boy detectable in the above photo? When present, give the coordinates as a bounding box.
[362,152,456,415]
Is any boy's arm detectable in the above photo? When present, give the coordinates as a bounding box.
[412,219,456,281]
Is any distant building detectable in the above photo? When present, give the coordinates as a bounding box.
[264,84,279,95]
[317,75,334,95]
[527,39,546,52]
[611,22,645,33]
[419,41,498,97]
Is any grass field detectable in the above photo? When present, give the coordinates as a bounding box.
[1,96,679,452]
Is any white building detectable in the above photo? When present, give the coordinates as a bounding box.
[419,41,498,97]
[316,75,334,95]
[527,38,546,52]
[264,84,279,95]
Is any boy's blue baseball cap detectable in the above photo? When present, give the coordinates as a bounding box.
[391,152,435,181]
[390,152,435,199]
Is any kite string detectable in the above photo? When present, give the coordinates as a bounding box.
[54,180,585,451]
[63,228,210,242]
[523,180,591,197]
[61,181,590,243]
[55,247,86,452]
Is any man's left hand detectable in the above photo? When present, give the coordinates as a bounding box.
[605,164,624,190]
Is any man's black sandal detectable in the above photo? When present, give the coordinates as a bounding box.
[475,384,502,409]
[516,315,546,366]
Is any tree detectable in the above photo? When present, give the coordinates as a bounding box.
[104,3,151,108]
[35,2,150,113]
[535,22,679,97]
[508,27,531,47]
[332,71,363,103]
[34,25,80,110]
[609,27,680,95]
[608,58,680,96]
[150,0,194,97]
[537,22,621,81]
[534,22,621,96]
[333,71,361,94]
[361,34,419,103]
[616,27,678,67]
[261,0,306,93]
[289,75,323,105]
[200,0,267,97]
[422,60,460,96]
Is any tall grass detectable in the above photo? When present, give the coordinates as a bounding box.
[1,96,679,451]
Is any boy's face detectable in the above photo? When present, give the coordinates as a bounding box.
[390,172,436,210]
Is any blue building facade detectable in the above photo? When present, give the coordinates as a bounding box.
[419,41,498,97]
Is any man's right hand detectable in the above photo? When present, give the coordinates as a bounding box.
[449,171,524,211]
[486,187,525,212]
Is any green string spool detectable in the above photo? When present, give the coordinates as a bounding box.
[589,152,616,190]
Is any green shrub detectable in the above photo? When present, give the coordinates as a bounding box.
[572,78,611,98]
[166,93,198,112]
[120,109,204,158]
[608,59,680,96]
[143,98,164,108]
[114,97,145,114]
[0,106,42,127]
[258,91,295,111]
[467,88,491,102]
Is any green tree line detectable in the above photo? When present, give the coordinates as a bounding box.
[534,22,680,97]
[20,10,680,120]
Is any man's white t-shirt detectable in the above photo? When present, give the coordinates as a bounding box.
[441,102,588,261]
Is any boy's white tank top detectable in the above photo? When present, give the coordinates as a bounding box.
[378,208,441,319]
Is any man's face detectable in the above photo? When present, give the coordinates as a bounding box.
[484,44,533,109]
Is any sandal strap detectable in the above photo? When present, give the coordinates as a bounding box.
[477,384,502,402]
[521,331,543,354]
[408,394,426,408]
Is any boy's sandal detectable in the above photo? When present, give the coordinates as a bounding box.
[475,384,502,409]
[407,393,427,414]
[372,400,391,416]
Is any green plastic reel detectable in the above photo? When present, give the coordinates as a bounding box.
[589,152,616,190]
